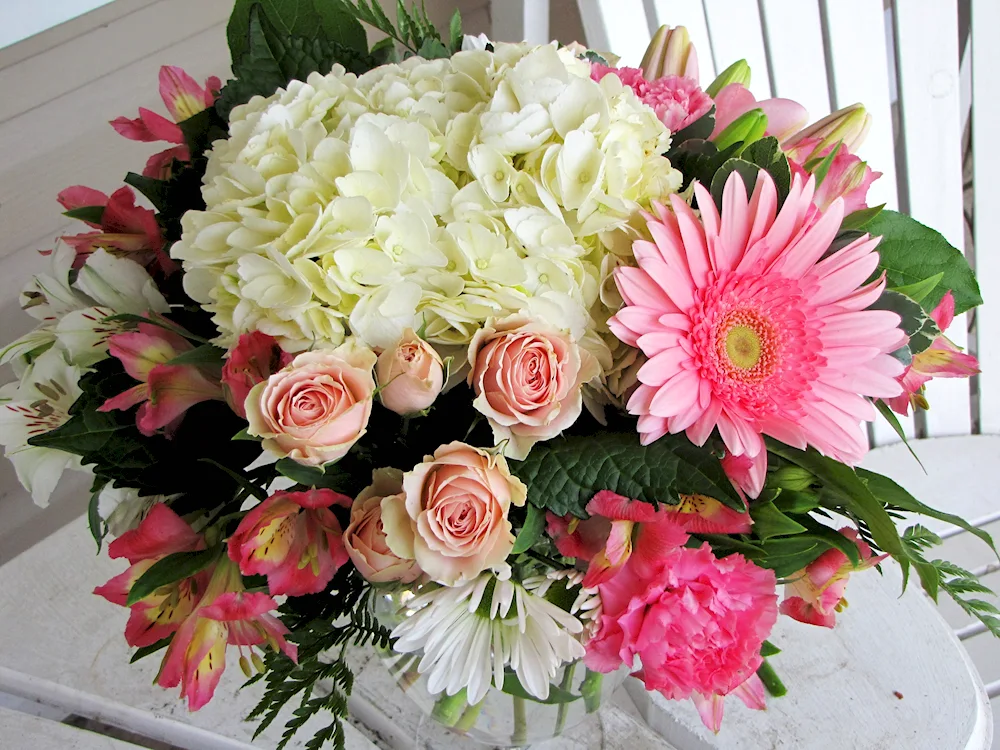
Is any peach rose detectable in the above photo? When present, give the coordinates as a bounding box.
[376,329,444,415]
[467,315,599,460]
[382,441,527,585]
[245,342,376,467]
[343,468,421,583]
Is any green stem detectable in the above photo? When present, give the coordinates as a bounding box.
[454,698,485,733]
[523,548,565,570]
[580,670,603,714]
[511,695,527,745]
[431,690,468,728]
[756,658,787,697]
[554,661,577,735]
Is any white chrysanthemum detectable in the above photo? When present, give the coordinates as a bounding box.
[391,574,586,704]
[174,42,681,378]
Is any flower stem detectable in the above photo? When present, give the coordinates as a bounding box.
[454,698,485,733]
[511,695,528,745]
[523,548,565,570]
[580,669,603,714]
[757,658,787,697]
[431,690,468,728]
[554,661,577,735]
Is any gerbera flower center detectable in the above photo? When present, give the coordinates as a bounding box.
[714,307,778,383]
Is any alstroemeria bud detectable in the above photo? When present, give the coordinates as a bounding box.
[784,103,872,160]
[641,25,699,81]
[376,329,445,415]
[712,108,768,150]
[705,59,751,98]
[770,466,815,492]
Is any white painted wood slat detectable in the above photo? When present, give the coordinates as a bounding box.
[701,0,772,100]
[490,0,551,46]
[0,705,141,750]
[757,0,829,122]
[893,0,971,438]
[576,0,652,68]
[972,0,1000,434]
[645,0,716,82]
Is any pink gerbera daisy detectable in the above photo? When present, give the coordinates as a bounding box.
[609,170,905,465]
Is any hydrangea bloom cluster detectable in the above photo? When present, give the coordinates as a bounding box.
[175,43,681,392]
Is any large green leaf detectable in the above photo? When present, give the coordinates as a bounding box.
[858,468,998,559]
[870,289,940,361]
[227,0,367,62]
[127,547,220,606]
[709,136,791,210]
[866,210,981,314]
[511,432,743,518]
[749,502,807,540]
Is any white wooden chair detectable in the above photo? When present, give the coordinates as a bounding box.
[497,0,1000,745]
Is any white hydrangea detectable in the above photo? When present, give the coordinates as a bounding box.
[173,43,682,384]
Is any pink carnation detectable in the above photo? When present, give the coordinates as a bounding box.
[585,543,777,730]
[590,64,712,133]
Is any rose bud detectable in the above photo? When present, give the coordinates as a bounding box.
[375,329,444,415]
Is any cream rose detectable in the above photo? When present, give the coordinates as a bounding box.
[375,329,444,415]
[467,315,599,460]
[344,469,421,583]
[382,441,527,585]
[245,341,377,466]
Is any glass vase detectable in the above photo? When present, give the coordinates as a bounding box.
[372,584,628,748]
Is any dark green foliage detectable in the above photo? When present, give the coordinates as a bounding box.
[710,137,792,210]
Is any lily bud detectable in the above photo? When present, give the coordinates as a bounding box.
[705,59,751,98]
[711,108,768,151]
[784,103,872,160]
[770,465,815,492]
[641,25,699,81]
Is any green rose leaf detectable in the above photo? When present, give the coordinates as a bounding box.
[511,431,743,518]
[227,0,367,62]
[710,137,791,211]
[840,203,885,232]
[866,210,981,314]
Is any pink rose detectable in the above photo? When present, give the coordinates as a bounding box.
[375,329,444,415]
[467,315,599,460]
[245,342,377,467]
[382,441,527,585]
[227,488,352,597]
[343,469,421,583]
[585,543,778,731]
[221,331,293,418]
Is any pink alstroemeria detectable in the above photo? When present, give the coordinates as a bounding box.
[710,83,808,144]
[94,503,208,648]
[785,137,881,214]
[885,292,980,416]
[221,331,293,419]
[780,526,887,628]
[99,323,223,436]
[548,491,689,588]
[156,558,297,711]
[111,66,221,178]
[227,488,353,597]
[721,450,767,499]
[57,186,174,275]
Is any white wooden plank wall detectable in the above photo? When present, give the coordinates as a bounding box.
[973,0,1000,435]
[757,0,829,122]
[892,0,971,439]
[576,0,652,67]
[701,0,772,99]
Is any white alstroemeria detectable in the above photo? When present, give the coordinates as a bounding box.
[0,347,84,506]
[97,486,179,537]
[2,247,168,368]
[392,574,586,704]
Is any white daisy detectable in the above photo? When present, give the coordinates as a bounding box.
[523,569,603,640]
[391,574,586,704]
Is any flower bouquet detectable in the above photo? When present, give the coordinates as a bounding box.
[2,2,996,747]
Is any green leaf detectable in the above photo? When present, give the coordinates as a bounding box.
[756,536,829,578]
[233,427,261,442]
[865,210,981,314]
[511,431,744,518]
[501,672,580,705]
[795,516,861,566]
[88,479,109,553]
[840,204,885,232]
[417,37,450,59]
[177,108,228,161]
[63,206,105,225]
[874,400,925,471]
[750,502,807,539]
[124,172,171,213]
[771,489,821,515]
[710,158,761,211]
[761,640,781,658]
[858,468,999,560]
[710,137,791,211]
[274,457,349,491]
[512,503,546,554]
[227,0,367,63]
[891,272,944,304]
[870,289,940,359]
[807,145,840,189]
[201,458,269,501]
[127,547,220,606]
[166,344,226,366]
[448,9,462,52]
[766,442,906,561]
[666,106,716,152]
[130,637,172,664]
[670,139,741,195]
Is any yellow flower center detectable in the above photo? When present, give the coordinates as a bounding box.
[725,325,762,370]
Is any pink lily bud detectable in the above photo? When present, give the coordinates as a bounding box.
[376,329,444,415]
[641,25,699,81]
[784,103,872,160]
